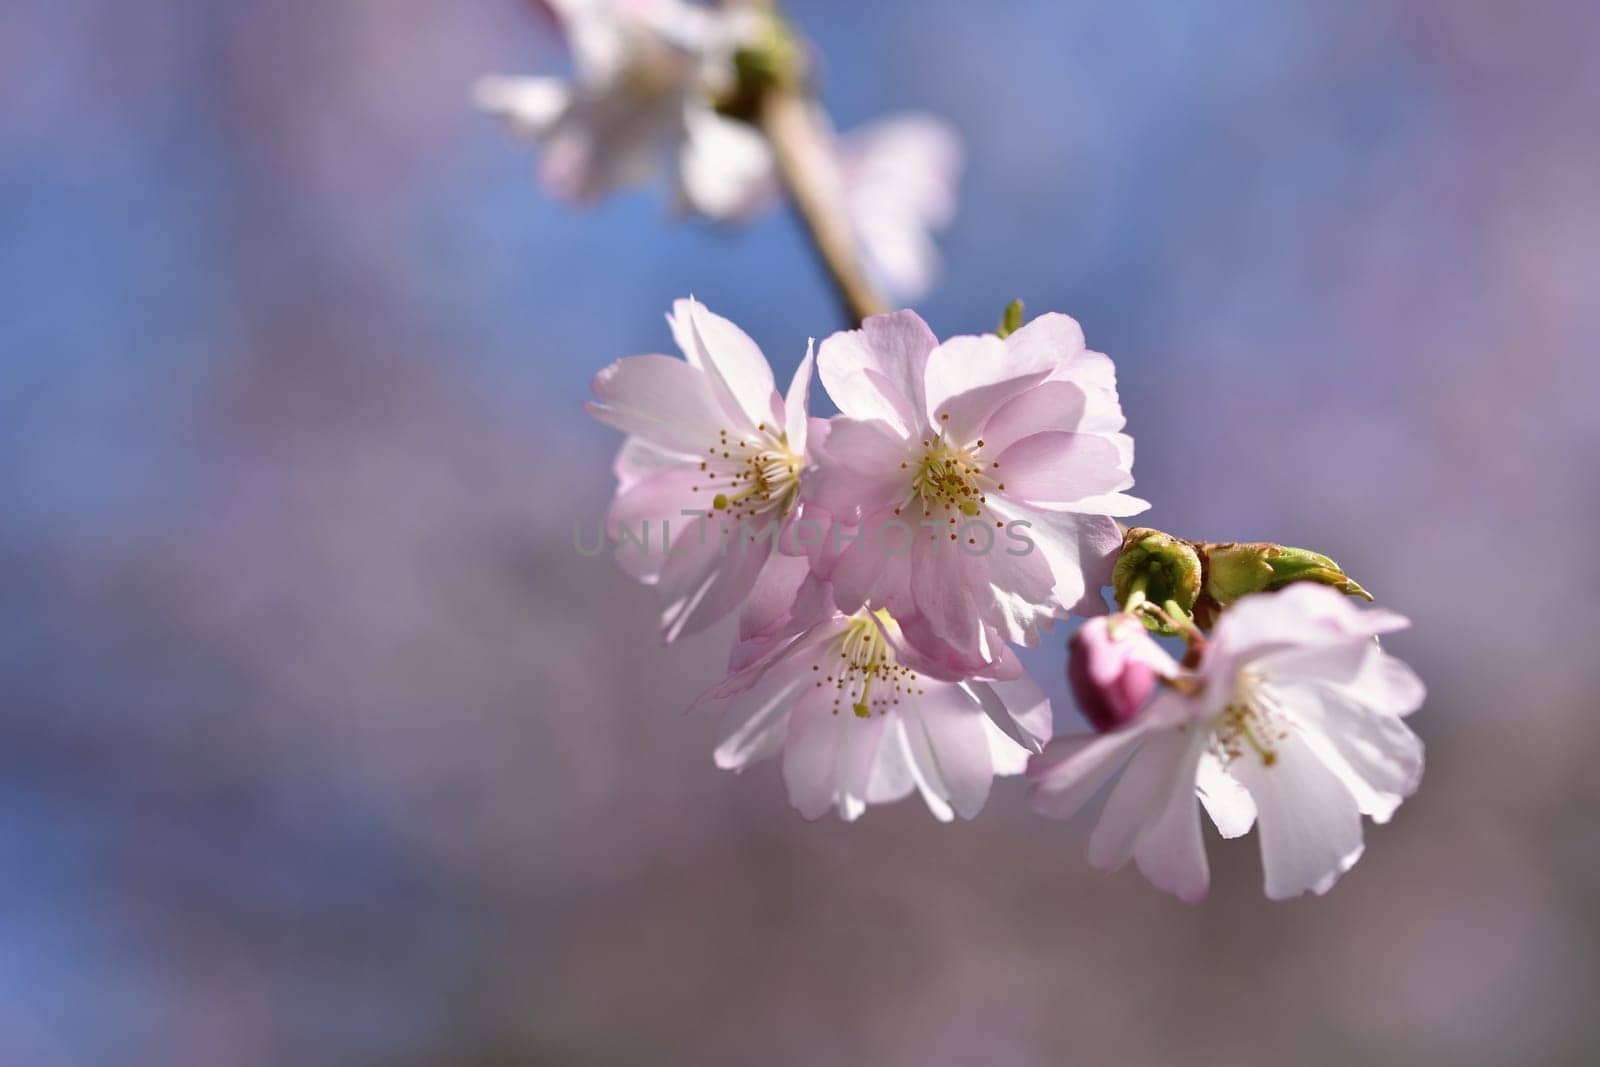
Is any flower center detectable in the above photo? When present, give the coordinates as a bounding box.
[693,423,802,522]
[899,432,1008,544]
[1213,667,1290,768]
[813,609,926,718]
[905,427,1004,513]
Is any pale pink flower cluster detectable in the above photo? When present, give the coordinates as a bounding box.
[586,297,1428,901]
[475,0,961,298]
[590,297,1142,821]
[519,3,1430,905]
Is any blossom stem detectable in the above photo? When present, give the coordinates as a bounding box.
[757,86,888,326]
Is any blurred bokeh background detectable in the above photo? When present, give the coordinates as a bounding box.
[4,0,1598,1063]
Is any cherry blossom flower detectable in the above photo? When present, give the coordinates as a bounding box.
[703,556,1051,821]
[805,309,1147,673]
[1068,613,1177,734]
[586,298,815,641]
[475,0,771,217]
[1028,584,1426,902]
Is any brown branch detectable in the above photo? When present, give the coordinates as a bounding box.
[756,87,889,327]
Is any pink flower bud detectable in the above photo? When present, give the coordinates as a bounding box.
[1067,615,1170,733]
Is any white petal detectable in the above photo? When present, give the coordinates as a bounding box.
[895,717,955,822]
[835,711,892,820]
[1025,701,1175,820]
[963,667,1052,753]
[865,720,919,805]
[613,435,694,493]
[587,353,731,454]
[668,298,779,432]
[1214,584,1411,662]
[1260,638,1424,718]
[539,88,679,203]
[781,688,846,820]
[991,501,1124,618]
[783,340,814,453]
[713,670,805,771]
[1230,735,1366,900]
[906,685,996,820]
[605,462,701,583]
[547,0,631,83]
[1196,752,1257,838]
[1272,680,1424,824]
[1087,727,1193,872]
[655,512,772,641]
[473,75,571,137]
[1132,735,1210,902]
[676,105,775,220]
[1004,312,1087,367]
[981,714,1033,778]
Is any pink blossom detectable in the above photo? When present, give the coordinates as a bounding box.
[1028,585,1426,902]
[586,298,814,641]
[703,555,1051,821]
[805,309,1147,672]
[1067,614,1177,733]
[475,0,771,217]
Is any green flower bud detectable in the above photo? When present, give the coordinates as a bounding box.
[1201,541,1373,608]
[997,299,1025,339]
[1112,527,1203,635]
[718,12,807,119]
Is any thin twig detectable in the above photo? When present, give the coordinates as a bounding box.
[757,87,888,327]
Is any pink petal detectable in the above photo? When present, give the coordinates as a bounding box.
[964,666,1052,753]
[815,310,938,433]
[995,503,1122,617]
[805,418,915,517]
[588,353,733,455]
[712,665,807,771]
[782,688,846,820]
[992,432,1132,507]
[655,512,773,642]
[1004,312,1087,367]
[1131,738,1210,903]
[924,334,1055,445]
[669,298,780,431]
[782,341,814,453]
[823,515,915,617]
[907,684,997,820]
[1087,728,1193,872]
[606,463,701,583]
[613,436,693,494]
[979,381,1090,457]
[1026,724,1149,820]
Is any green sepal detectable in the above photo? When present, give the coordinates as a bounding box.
[1112,527,1203,635]
[997,299,1025,339]
[1202,542,1373,607]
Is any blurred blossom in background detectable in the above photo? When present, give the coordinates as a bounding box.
[3,1,1599,1064]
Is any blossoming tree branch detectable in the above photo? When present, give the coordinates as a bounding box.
[478,0,1426,903]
